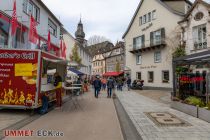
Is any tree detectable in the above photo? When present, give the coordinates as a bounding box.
[70,43,82,69]
[87,35,110,46]
[115,61,120,72]
[172,45,186,58]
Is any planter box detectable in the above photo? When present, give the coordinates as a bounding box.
[198,108,210,123]
[171,101,198,118]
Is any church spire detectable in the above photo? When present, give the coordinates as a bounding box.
[75,17,85,43]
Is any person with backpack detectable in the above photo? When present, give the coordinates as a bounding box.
[107,77,115,98]
[127,77,131,91]
[93,76,102,98]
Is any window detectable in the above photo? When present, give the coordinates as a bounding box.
[148,71,154,83]
[136,54,142,65]
[154,51,161,63]
[0,14,10,48]
[162,71,169,83]
[48,19,57,37]
[23,0,40,22]
[133,35,144,49]
[153,30,161,45]
[148,12,151,22]
[193,24,207,50]
[137,72,141,80]
[27,2,33,15]
[143,15,146,24]
[152,10,156,20]
[139,17,142,25]
[33,5,40,22]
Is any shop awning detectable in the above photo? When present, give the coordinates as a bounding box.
[69,68,84,75]
[103,72,124,77]
[43,57,69,65]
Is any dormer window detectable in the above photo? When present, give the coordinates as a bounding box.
[194,12,204,21]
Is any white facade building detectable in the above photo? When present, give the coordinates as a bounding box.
[179,0,210,55]
[123,0,191,89]
[62,21,92,76]
[0,0,62,51]
[179,0,210,73]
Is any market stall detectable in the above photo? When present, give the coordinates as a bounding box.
[0,49,67,109]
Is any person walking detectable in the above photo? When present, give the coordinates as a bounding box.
[54,72,62,107]
[93,76,101,98]
[127,77,131,91]
[101,77,107,91]
[107,77,115,98]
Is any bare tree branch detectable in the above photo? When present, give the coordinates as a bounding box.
[87,35,110,46]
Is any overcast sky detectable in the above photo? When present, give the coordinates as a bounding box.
[42,0,210,43]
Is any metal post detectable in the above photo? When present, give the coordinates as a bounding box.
[172,60,176,98]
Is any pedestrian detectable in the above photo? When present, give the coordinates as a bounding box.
[83,77,88,92]
[101,77,107,91]
[53,72,62,107]
[107,77,115,98]
[93,76,102,98]
[127,77,131,91]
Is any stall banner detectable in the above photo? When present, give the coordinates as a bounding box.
[0,50,38,107]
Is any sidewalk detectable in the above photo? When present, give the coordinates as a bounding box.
[116,90,210,140]
[4,90,123,140]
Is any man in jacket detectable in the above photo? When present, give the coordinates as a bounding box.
[127,77,131,91]
[93,76,101,98]
[107,77,115,98]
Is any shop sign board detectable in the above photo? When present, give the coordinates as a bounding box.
[0,49,39,107]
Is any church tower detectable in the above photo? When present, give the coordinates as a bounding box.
[75,18,85,43]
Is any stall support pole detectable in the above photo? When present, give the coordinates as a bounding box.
[172,60,177,98]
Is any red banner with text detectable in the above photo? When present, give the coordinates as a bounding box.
[0,50,38,107]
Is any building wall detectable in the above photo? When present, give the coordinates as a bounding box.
[78,44,92,75]
[92,54,105,75]
[164,1,189,14]
[124,0,184,88]
[106,47,125,72]
[106,55,124,72]
[182,4,210,55]
[0,0,61,47]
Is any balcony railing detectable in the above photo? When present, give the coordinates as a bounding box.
[194,41,207,50]
[129,39,166,54]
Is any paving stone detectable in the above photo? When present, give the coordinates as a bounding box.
[116,90,210,139]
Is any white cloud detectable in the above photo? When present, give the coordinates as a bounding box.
[42,0,210,43]
[42,0,139,43]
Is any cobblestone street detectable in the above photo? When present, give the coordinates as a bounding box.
[0,110,31,131]
[3,91,123,140]
[116,90,210,140]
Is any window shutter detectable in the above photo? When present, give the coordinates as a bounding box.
[142,35,145,47]
[133,38,136,49]
[150,32,153,46]
[161,28,165,43]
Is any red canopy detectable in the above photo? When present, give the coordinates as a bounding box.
[103,72,124,77]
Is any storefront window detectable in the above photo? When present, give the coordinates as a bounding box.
[148,71,154,83]
[162,71,169,83]
[136,72,141,80]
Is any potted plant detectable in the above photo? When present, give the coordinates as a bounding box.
[171,96,201,118]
